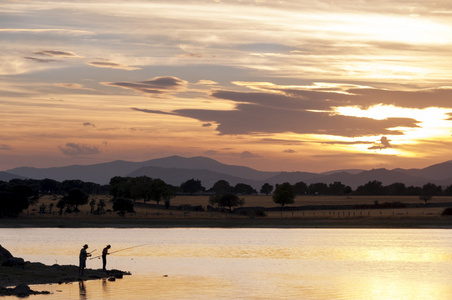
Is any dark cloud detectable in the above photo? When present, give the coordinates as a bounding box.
[82,122,95,127]
[170,104,418,137]
[104,77,187,94]
[58,143,101,156]
[24,56,59,63]
[348,88,452,109]
[87,61,140,71]
[320,140,373,145]
[202,123,212,127]
[216,85,452,110]
[131,108,178,116]
[34,50,78,57]
[368,136,393,150]
[240,151,260,158]
[203,150,218,155]
[133,82,452,138]
[283,149,297,153]
[0,144,12,151]
[134,103,418,137]
[212,90,340,111]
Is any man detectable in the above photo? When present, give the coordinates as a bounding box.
[102,245,111,271]
[79,244,91,276]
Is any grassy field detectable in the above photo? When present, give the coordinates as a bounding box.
[1,194,450,228]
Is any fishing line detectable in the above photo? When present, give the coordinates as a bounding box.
[89,244,147,260]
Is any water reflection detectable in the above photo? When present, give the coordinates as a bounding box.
[2,228,452,299]
[78,280,86,299]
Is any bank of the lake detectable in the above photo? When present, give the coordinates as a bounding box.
[1,215,452,228]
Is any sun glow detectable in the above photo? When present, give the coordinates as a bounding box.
[334,104,452,156]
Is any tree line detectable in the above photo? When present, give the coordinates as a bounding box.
[2,176,452,217]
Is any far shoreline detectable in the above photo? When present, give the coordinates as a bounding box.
[1,216,452,229]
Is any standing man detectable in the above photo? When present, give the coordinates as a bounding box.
[79,244,91,276]
[102,245,111,271]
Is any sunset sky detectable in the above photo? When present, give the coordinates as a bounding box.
[1,0,452,173]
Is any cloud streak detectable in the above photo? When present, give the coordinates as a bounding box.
[58,143,101,156]
[88,61,141,71]
[104,77,188,95]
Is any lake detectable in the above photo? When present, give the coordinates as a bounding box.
[2,228,452,299]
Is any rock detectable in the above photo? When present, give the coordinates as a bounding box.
[0,245,13,264]
[2,257,25,267]
[13,284,31,294]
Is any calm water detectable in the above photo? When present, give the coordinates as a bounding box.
[2,228,452,299]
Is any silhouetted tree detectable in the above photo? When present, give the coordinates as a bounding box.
[293,181,308,195]
[63,188,88,212]
[10,184,39,205]
[112,198,134,217]
[89,198,96,213]
[260,183,273,195]
[40,178,61,194]
[444,184,452,196]
[273,182,295,209]
[308,182,329,195]
[233,183,256,195]
[0,191,29,217]
[218,193,244,212]
[328,181,347,195]
[96,199,106,214]
[180,179,205,194]
[385,182,406,195]
[209,180,233,194]
[420,183,442,204]
[56,198,66,215]
[147,179,174,206]
[355,180,384,195]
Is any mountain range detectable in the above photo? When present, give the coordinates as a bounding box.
[2,156,452,189]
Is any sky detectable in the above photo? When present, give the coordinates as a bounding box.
[1,0,452,173]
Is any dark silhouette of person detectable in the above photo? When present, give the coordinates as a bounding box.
[79,244,91,276]
[102,245,111,271]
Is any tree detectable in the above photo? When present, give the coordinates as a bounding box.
[147,179,174,206]
[260,183,273,195]
[420,183,442,204]
[355,180,384,195]
[0,191,29,217]
[96,199,106,214]
[444,184,452,196]
[233,183,256,195]
[209,180,233,194]
[180,179,205,194]
[218,193,244,212]
[293,182,307,195]
[11,184,39,205]
[40,178,61,194]
[272,182,295,209]
[56,198,66,215]
[112,198,134,217]
[328,181,347,195]
[308,182,329,195]
[385,182,406,195]
[63,188,88,212]
[89,198,96,213]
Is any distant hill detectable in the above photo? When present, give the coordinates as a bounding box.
[128,166,262,189]
[0,171,25,182]
[4,156,452,189]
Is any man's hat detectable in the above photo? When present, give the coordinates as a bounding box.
[83,244,88,248]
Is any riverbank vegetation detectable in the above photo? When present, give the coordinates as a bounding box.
[1,176,452,228]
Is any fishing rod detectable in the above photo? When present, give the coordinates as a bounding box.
[89,244,147,260]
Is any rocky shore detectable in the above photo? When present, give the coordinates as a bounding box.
[0,245,130,297]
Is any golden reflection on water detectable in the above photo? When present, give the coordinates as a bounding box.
[3,228,452,299]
